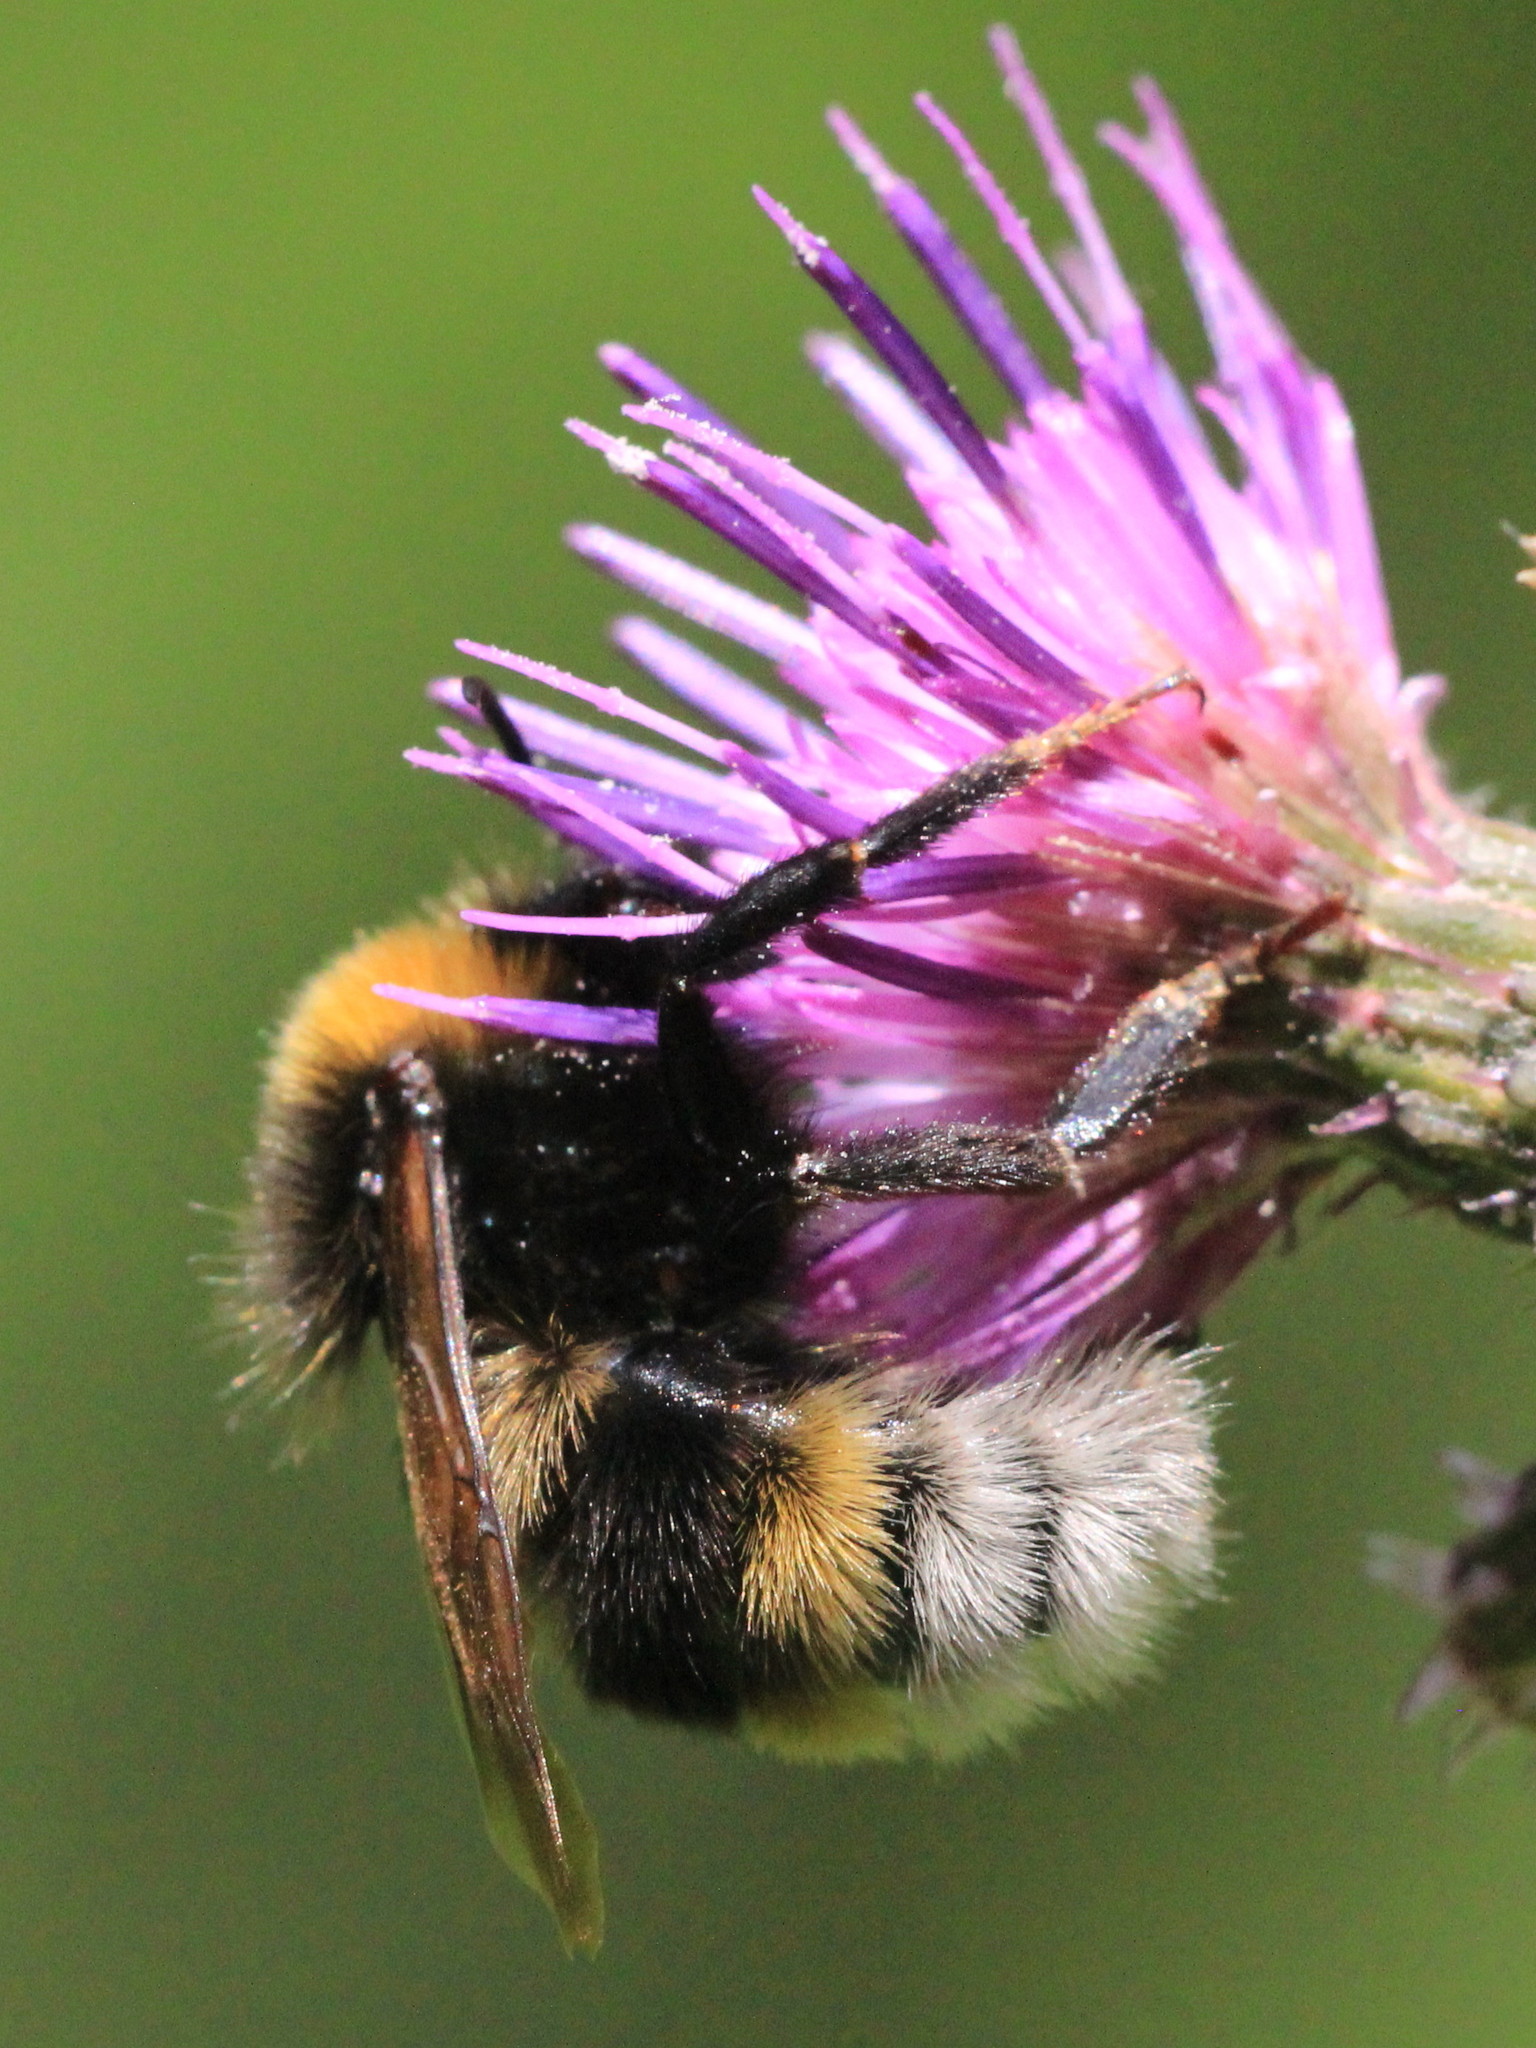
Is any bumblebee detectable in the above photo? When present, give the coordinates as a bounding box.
[242,672,1251,1951]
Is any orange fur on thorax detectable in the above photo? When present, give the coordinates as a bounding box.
[267,915,551,1104]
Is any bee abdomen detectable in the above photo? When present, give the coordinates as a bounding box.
[886,1334,1218,1680]
[750,1333,1220,1759]
[490,1332,1218,1750]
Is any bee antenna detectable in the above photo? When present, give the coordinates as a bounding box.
[463,676,534,767]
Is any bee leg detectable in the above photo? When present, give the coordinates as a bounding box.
[793,1119,1070,1198]
[667,669,1202,986]
[1046,895,1345,1153]
[655,980,784,1162]
[1039,957,1241,1164]
[790,956,1228,1202]
[656,670,1203,1149]
[794,900,1345,1202]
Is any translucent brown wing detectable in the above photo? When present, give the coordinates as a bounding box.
[374,1051,602,1955]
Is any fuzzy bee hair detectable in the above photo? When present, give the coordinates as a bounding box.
[241,888,1219,1763]
[238,658,1255,1947]
[479,1328,1220,1764]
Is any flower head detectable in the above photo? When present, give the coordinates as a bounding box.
[401,30,1536,1382]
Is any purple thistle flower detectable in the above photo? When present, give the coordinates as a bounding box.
[403,31,1536,1386]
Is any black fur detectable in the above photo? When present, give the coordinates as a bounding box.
[527,1337,758,1723]
[243,1060,386,1382]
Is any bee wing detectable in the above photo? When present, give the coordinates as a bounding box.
[376,1053,603,1955]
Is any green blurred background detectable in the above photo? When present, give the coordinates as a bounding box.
[5,1,1536,2041]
